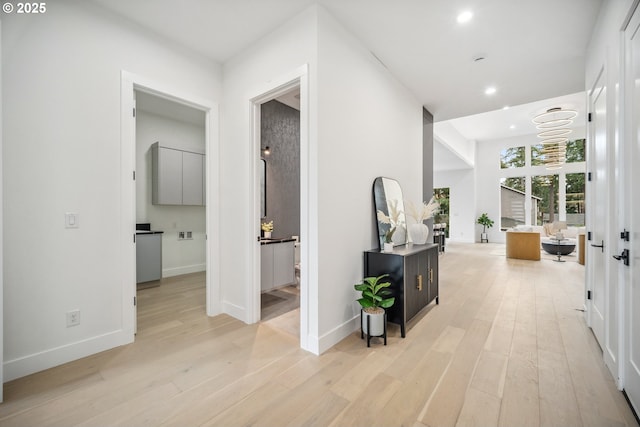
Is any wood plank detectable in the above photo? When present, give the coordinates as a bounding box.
[0,244,636,427]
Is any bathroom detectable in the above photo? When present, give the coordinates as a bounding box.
[259,88,301,336]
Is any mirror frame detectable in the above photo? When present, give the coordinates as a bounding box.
[373,177,407,250]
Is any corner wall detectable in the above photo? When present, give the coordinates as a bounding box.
[2,1,221,380]
[316,7,422,351]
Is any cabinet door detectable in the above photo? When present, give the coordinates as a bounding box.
[273,242,295,287]
[182,151,204,205]
[261,245,274,291]
[153,146,183,205]
[405,251,429,321]
[427,247,439,304]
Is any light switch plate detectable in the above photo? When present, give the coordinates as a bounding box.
[65,212,79,228]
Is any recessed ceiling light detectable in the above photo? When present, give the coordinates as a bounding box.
[503,106,510,110]
[484,86,496,95]
[510,125,516,130]
[457,10,473,24]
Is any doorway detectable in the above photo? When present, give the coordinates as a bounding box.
[120,71,220,341]
[134,91,208,333]
[257,88,301,338]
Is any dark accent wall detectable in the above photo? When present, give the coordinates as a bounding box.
[261,100,300,240]
[423,108,434,230]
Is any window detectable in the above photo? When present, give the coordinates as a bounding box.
[500,146,525,168]
[500,177,526,229]
[566,139,586,163]
[566,173,585,226]
[532,174,559,225]
[434,187,449,237]
[531,144,545,166]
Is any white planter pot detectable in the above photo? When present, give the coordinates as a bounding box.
[383,242,394,252]
[362,308,385,336]
[263,231,271,239]
[409,223,430,245]
[481,232,488,242]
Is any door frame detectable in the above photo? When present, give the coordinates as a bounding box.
[248,65,313,352]
[120,71,220,340]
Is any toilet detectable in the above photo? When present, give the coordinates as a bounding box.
[293,236,301,287]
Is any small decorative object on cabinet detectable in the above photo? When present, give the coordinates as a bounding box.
[354,274,395,347]
[406,197,440,245]
[261,221,273,239]
[364,244,439,338]
[476,213,494,243]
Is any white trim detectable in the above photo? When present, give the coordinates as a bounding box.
[120,71,221,338]
[248,65,316,353]
[317,316,361,355]
[4,330,129,382]
[0,19,4,398]
[163,264,206,278]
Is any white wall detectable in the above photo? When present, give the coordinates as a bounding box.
[434,169,475,243]
[475,132,586,243]
[136,110,206,277]
[0,18,4,398]
[221,5,423,353]
[2,1,221,380]
[221,6,319,332]
[315,8,423,351]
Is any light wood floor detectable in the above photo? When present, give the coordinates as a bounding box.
[1,243,638,427]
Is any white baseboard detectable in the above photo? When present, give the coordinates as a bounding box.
[162,263,206,278]
[317,314,360,354]
[222,300,247,323]
[3,329,131,382]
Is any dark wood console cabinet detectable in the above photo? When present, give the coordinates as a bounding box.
[364,244,439,337]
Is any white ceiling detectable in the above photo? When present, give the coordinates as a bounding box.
[89,0,602,123]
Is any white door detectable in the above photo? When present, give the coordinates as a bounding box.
[624,4,640,414]
[588,75,607,348]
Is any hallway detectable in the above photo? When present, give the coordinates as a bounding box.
[0,243,636,426]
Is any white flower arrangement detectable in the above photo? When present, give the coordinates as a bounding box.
[261,221,273,232]
[405,197,439,224]
[377,199,403,243]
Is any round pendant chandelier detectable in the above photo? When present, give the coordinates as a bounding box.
[532,107,577,170]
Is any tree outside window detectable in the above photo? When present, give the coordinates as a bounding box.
[532,174,559,225]
[500,146,525,169]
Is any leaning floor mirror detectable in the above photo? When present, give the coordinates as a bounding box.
[373,177,408,250]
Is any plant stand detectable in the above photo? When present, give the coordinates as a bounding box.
[480,232,488,243]
[360,309,387,347]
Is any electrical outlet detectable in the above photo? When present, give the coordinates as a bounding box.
[66,310,80,327]
[178,231,185,240]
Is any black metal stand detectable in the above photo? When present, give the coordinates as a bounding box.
[360,309,387,347]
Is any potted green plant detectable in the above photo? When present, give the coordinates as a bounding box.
[354,274,395,338]
[476,213,494,243]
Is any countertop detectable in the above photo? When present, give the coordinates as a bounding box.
[136,230,164,235]
[260,237,296,245]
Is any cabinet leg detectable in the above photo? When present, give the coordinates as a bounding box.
[436,296,439,304]
[401,324,405,338]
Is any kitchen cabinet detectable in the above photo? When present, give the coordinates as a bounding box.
[136,232,163,283]
[152,142,205,206]
[364,244,439,337]
[261,239,295,292]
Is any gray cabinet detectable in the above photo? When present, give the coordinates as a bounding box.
[152,142,205,206]
[136,233,162,283]
[261,241,295,291]
[364,244,439,337]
